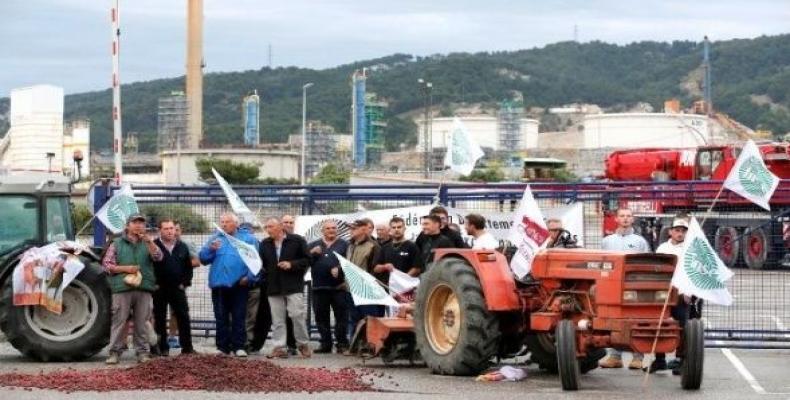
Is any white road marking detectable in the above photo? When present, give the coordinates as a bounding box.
[721,348,767,395]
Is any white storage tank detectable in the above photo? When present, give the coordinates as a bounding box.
[583,113,710,149]
[2,85,64,173]
[417,116,539,151]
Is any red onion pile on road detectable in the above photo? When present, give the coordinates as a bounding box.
[0,355,376,393]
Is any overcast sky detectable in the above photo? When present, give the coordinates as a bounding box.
[1,0,788,95]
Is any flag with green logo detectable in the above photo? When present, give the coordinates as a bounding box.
[95,185,139,234]
[334,252,399,307]
[723,140,779,211]
[672,217,734,305]
[443,117,485,176]
[212,168,256,225]
[213,223,262,275]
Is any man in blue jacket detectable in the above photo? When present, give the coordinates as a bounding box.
[199,212,258,357]
[308,219,349,354]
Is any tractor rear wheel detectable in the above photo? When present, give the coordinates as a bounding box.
[556,319,581,391]
[414,258,499,376]
[681,319,704,390]
[0,264,110,362]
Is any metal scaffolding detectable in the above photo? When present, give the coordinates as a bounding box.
[304,121,338,179]
[364,93,387,166]
[157,92,190,152]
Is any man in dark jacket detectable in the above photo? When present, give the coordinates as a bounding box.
[260,217,312,359]
[415,206,468,250]
[416,214,454,270]
[152,218,196,356]
[308,220,349,353]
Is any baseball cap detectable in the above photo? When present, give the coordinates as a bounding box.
[670,218,689,229]
[126,213,146,224]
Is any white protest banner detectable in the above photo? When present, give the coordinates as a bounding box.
[295,203,584,249]
[213,223,262,275]
[443,117,485,176]
[335,252,400,307]
[507,187,549,279]
[95,185,139,234]
[723,140,779,211]
[13,241,86,314]
[212,168,257,224]
[672,217,734,306]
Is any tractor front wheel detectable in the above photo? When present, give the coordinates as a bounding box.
[414,258,499,376]
[681,319,705,390]
[556,319,581,391]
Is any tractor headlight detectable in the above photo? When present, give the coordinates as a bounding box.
[623,290,638,302]
[655,290,669,302]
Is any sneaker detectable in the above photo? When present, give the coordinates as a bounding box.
[298,344,312,358]
[644,358,668,373]
[599,356,623,368]
[267,348,289,359]
[105,353,119,365]
[235,349,248,358]
[314,346,333,354]
[628,358,643,370]
[137,353,152,363]
[168,336,181,349]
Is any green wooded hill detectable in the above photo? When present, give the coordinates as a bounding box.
[1,34,788,152]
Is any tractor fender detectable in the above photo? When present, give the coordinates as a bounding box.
[433,249,520,312]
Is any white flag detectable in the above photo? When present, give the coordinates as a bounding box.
[672,217,734,306]
[95,185,140,234]
[212,168,256,224]
[723,140,779,211]
[506,186,549,279]
[388,268,420,302]
[334,252,399,307]
[443,117,485,176]
[213,223,262,275]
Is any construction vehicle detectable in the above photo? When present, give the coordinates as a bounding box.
[603,143,790,270]
[0,173,110,361]
[414,248,702,391]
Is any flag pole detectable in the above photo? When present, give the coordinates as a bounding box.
[75,216,97,237]
[641,280,674,388]
[699,182,726,227]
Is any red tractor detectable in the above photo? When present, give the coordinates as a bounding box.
[414,248,703,391]
[603,143,790,270]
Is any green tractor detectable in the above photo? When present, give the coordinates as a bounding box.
[0,173,110,361]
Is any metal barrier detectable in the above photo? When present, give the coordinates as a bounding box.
[92,181,790,348]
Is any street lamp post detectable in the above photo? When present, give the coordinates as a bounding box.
[301,82,314,185]
[418,79,433,179]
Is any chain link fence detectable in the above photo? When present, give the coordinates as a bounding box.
[93,181,790,347]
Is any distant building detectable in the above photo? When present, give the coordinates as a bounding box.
[0,85,64,173]
[243,91,260,146]
[288,121,350,178]
[157,91,190,152]
[582,113,714,148]
[417,115,539,152]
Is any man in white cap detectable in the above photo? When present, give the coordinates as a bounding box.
[647,214,691,374]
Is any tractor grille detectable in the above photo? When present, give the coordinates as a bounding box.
[625,272,672,282]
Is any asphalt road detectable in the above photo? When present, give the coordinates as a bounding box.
[0,339,787,400]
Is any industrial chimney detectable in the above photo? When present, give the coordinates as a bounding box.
[186,0,203,148]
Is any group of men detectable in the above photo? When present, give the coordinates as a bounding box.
[101,205,497,363]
